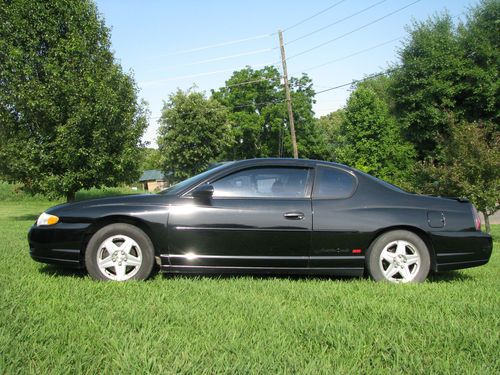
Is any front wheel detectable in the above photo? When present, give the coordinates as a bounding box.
[85,223,155,281]
[366,230,431,283]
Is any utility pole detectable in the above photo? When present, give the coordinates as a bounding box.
[278,30,298,159]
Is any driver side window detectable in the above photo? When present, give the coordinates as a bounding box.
[211,167,310,198]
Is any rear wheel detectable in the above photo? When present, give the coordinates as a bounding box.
[366,230,430,283]
[85,223,155,281]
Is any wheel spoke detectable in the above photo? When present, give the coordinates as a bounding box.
[98,255,114,269]
[400,265,412,280]
[125,254,142,267]
[406,254,420,265]
[381,249,394,263]
[103,239,119,253]
[384,263,399,278]
[396,241,407,255]
[120,238,134,254]
[114,264,127,280]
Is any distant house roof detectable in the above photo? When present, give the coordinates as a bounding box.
[139,170,165,182]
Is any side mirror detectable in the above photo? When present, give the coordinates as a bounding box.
[191,184,214,200]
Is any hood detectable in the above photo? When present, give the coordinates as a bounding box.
[46,194,175,215]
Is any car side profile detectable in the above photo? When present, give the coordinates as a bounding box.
[28,158,493,283]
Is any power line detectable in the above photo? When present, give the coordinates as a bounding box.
[283,0,349,32]
[140,62,275,86]
[159,33,274,57]
[229,68,399,110]
[315,68,398,95]
[162,48,274,69]
[286,0,388,46]
[296,36,402,74]
[286,0,422,61]
[219,37,403,89]
[150,69,399,120]
[233,99,285,109]
[140,2,414,90]
[225,76,281,88]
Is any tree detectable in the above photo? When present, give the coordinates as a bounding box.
[212,66,282,159]
[138,147,162,171]
[289,74,332,160]
[392,0,499,159]
[315,109,344,161]
[0,0,147,201]
[457,0,499,127]
[212,66,330,160]
[414,119,499,232]
[391,14,465,159]
[157,90,232,182]
[336,85,415,184]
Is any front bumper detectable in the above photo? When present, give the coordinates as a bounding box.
[431,231,493,272]
[28,223,91,268]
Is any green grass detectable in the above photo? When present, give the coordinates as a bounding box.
[0,196,499,374]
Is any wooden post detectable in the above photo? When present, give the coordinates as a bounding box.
[278,30,298,159]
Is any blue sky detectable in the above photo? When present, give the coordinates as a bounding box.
[95,0,476,147]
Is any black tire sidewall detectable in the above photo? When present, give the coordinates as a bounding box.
[85,223,155,281]
[366,230,431,283]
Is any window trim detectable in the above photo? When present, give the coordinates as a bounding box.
[195,166,315,200]
[312,164,358,200]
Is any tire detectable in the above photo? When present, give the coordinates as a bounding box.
[85,223,155,281]
[366,230,431,283]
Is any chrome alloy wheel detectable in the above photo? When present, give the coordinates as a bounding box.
[379,240,421,283]
[96,235,143,281]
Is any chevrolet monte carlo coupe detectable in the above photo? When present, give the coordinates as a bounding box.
[28,158,492,283]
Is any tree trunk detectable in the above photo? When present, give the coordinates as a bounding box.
[481,211,490,233]
[66,191,76,202]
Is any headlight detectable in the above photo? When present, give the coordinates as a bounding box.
[37,212,59,226]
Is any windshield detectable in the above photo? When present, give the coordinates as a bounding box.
[159,162,233,196]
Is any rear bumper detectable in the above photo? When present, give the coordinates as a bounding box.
[431,231,493,272]
[28,223,91,268]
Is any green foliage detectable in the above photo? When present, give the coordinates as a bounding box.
[74,186,143,201]
[325,0,498,196]
[385,0,500,207]
[392,0,499,159]
[0,181,141,203]
[1,198,499,373]
[212,66,331,160]
[457,0,499,126]
[138,147,162,171]
[414,119,499,232]
[391,14,465,159]
[157,89,232,181]
[315,110,344,161]
[357,75,397,116]
[336,85,415,184]
[0,0,147,201]
[0,182,53,203]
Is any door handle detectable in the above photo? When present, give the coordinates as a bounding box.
[283,212,305,220]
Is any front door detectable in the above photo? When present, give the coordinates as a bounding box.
[167,166,313,269]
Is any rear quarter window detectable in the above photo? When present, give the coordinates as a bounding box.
[313,166,357,199]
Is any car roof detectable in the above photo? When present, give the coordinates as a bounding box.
[226,158,350,170]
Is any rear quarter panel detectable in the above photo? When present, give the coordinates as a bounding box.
[312,171,480,268]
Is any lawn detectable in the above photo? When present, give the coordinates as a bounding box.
[0,193,498,374]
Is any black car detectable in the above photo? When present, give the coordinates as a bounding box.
[28,158,492,283]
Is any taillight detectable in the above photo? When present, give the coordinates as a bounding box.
[471,205,481,231]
